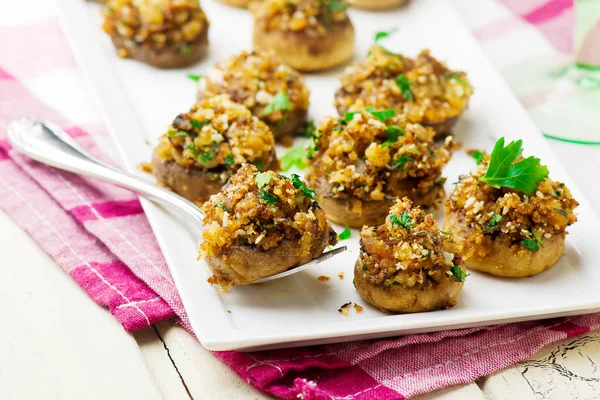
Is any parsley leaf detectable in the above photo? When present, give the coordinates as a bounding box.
[394,154,413,169]
[200,148,215,162]
[302,120,316,138]
[187,73,203,82]
[395,74,414,100]
[168,130,188,138]
[371,108,396,121]
[291,174,317,199]
[450,265,468,282]
[384,277,396,286]
[472,150,485,165]
[259,189,279,205]
[190,119,209,130]
[224,153,235,166]
[328,0,348,12]
[342,110,363,123]
[485,213,502,232]
[521,237,539,252]
[281,146,307,171]
[255,172,271,188]
[390,212,413,229]
[253,160,265,169]
[338,226,351,240]
[187,144,199,158]
[361,264,368,271]
[381,125,404,147]
[447,72,472,88]
[262,91,292,116]
[374,28,397,42]
[479,138,549,196]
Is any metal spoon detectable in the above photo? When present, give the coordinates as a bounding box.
[6,118,347,284]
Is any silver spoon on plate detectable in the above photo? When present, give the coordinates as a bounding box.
[6,117,346,284]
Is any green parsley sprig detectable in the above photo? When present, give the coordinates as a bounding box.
[479,138,549,196]
[521,230,544,252]
[338,226,351,240]
[262,91,292,116]
[381,125,404,147]
[342,107,396,123]
[374,28,397,42]
[390,212,413,229]
[281,146,307,171]
[395,74,413,100]
[291,174,317,199]
[450,265,468,282]
[187,74,203,82]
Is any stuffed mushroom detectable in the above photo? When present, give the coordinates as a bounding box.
[250,0,355,72]
[305,109,453,228]
[444,138,578,277]
[200,164,338,287]
[217,0,250,7]
[102,0,209,68]
[355,197,466,313]
[348,0,407,10]
[335,45,473,137]
[151,95,278,204]
[196,51,311,140]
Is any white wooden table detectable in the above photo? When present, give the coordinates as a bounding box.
[2,0,600,398]
[2,202,600,400]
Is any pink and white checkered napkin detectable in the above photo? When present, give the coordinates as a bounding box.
[1,1,596,399]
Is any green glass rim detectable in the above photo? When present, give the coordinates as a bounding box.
[543,132,600,145]
[575,62,600,72]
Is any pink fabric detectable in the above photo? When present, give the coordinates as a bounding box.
[1,1,595,399]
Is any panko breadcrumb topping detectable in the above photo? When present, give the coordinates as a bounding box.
[198,51,310,127]
[359,197,465,288]
[250,0,350,37]
[306,109,452,204]
[335,46,473,128]
[102,0,209,58]
[200,164,337,257]
[445,156,578,259]
[154,95,277,178]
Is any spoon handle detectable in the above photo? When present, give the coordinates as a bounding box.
[6,118,204,223]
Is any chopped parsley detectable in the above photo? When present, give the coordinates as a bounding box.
[168,130,188,138]
[384,277,396,286]
[187,74,203,82]
[262,91,292,116]
[258,189,279,205]
[187,144,199,158]
[255,172,271,188]
[374,28,397,42]
[395,74,413,100]
[394,154,413,169]
[471,150,485,165]
[382,125,404,147]
[280,146,307,171]
[338,226,352,240]
[485,213,502,231]
[291,174,317,199]
[215,202,229,212]
[253,160,265,169]
[190,119,209,130]
[226,309,232,314]
[479,138,549,196]
[224,153,235,166]
[361,264,368,271]
[342,110,363,123]
[521,230,544,252]
[371,108,396,121]
[390,212,413,230]
[450,265,468,282]
[200,148,215,162]
[302,120,316,138]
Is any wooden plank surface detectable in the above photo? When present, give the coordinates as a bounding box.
[0,210,163,400]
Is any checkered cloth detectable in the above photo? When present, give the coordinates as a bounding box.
[2,1,598,398]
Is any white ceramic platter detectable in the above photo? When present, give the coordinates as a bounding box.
[56,0,600,351]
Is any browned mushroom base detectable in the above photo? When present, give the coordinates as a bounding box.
[443,212,566,277]
[353,259,464,313]
[109,26,208,68]
[252,21,355,72]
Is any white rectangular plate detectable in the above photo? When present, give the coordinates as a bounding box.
[57,0,600,351]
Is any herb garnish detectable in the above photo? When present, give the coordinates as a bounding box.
[226,309,232,314]
[521,230,544,252]
[471,150,485,165]
[361,264,368,271]
[395,74,413,100]
[291,174,317,199]
[450,265,468,282]
[382,125,404,147]
[338,226,351,240]
[485,213,502,231]
[554,208,569,218]
[224,153,235,166]
[384,277,396,286]
[302,120,316,138]
[390,212,413,229]
[168,130,188,138]
[479,138,549,196]
[253,160,265,169]
[439,230,451,235]
[262,91,292,116]
[394,154,413,169]
[190,119,209,130]
[374,28,397,42]
[327,0,348,13]
[255,172,271,188]
[258,189,279,205]
[371,108,396,121]
[187,144,199,158]
[200,148,215,162]
[281,146,307,171]
[187,74,203,82]
[447,72,472,88]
